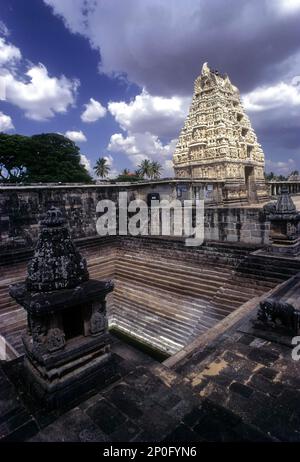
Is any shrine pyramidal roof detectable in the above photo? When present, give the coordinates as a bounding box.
[173,62,265,185]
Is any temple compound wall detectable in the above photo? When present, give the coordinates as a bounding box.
[0,184,269,251]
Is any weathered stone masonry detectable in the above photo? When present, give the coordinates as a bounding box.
[0,185,270,250]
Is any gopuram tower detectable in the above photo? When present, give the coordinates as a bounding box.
[173,63,268,204]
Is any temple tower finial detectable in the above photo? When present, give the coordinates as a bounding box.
[201,62,210,75]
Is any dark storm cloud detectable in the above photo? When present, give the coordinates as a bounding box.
[44,0,300,172]
[45,0,300,95]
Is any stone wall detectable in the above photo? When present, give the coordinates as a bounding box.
[0,185,269,251]
[204,208,269,244]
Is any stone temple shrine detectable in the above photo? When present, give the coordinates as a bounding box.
[173,63,268,204]
[9,207,114,407]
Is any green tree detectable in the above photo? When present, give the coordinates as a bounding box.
[265,171,275,181]
[137,159,152,178]
[115,174,141,182]
[277,174,287,181]
[0,134,30,182]
[0,133,92,183]
[137,159,163,179]
[134,169,142,178]
[94,157,110,178]
[150,161,163,179]
[29,133,92,183]
[115,168,141,182]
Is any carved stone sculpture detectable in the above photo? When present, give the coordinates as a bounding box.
[266,187,300,255]
[257,300,300,335]
[253,272,300,336]
[9,207,114,407]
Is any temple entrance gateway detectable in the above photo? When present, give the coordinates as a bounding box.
[173,62,269,204]
[245,166,255,201]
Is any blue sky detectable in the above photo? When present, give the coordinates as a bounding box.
[0,0,300,177]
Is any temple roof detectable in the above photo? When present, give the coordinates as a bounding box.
[26,206,89,292]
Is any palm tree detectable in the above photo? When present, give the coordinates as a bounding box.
[265,171,275,181]
[137,159,152,178]
[134,169,142,178]
[277,174,287,181]
[121,168,130,176]
[150,161,163,179]
[94,157,110,178]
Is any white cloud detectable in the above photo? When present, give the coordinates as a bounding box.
[243,78,300,112]
[104,154,114,167]
[81,97,106,122]
[162,159,175,177]
[0,64,79,121]
[65,130,87,142]
[0,111,14,131]
[276,0,300,14]
[103,154,119,178]
[107,89,184,176]
[0,37,21,65]
[108,131,176,174]
[108,89,189,138]
[80,154,92,172]
[266,157,296,175]
[0,35,79,120]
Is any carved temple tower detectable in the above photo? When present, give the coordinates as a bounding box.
[173,63,268,204]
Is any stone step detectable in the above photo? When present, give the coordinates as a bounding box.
[114,265,265,311]
[118,253,234,281]
[0,316,25,328]
[112,298,219,339]
[0,299,19,311]
[113,281,228,329]
[109,310,184,355]
[115,268,218,300]
[115,276,228,312]
[230,274,275,289]
[112,296,195,346]
[113,283,204,322]
[116,252,281,292]
[113,283,219,327]
[0,320,27,337]
[117,255,231,279]
[115,263,260,302]
[114,277,232,319]
[116,263,227,294]
[239,263,297,278]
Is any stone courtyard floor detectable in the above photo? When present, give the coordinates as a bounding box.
[1,295,300,442]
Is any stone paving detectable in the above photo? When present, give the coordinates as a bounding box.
[1,301,300,442]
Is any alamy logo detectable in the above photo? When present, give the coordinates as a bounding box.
[96,192,205,247]
[291,336,300,361]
